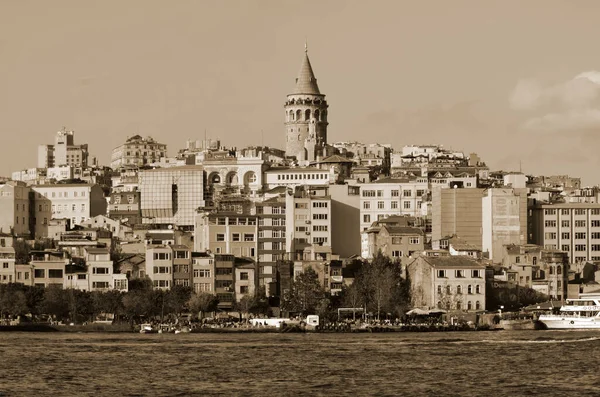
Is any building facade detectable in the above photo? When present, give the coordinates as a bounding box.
[482,188,527,261]
[110,135,167,169]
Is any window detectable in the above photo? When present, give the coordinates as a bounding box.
[153,280,170,288]
[312,202,328,208]
[153,252,170,260]
[437,270,446,278]
[544,232,557,240]
[475,301,481,310]
[313,225,328,232]
[34,269,45,278]
[403,190,412,197]
[592,233,600,239]
[592,220,600,227]
[392,250,401,257]
[437,285,442,294]
[313,237,328,244]
[561,220,570,228]
[409,237,420,245]
[476,285,481,294]
[2,263,8,269]
[575,232,586,239]
[456,285,462,294]
[77,274,87,280]
[561,209,570,215]
[313,214,328,220]
[455,270,464,278]
[472,270,480,278]
[391,237,402,244]
[244,233,255,242]
[217,217,226,225]
[93,267,109,274]
[391,201,398,209]
[545,220,557,227]
[575,220,586,227]
[48,269,63,278]
[575,244,586,251]
[362,190,376,197]
[468,285,473,294]
[561,232,570,239]
[216,234,225,242]
[416,190,425,197]
[562,245,570,251]
[93,282,110,289]
[194,269,211,278]
[403,201,411,209]
[377,201,385,209]
[544,209,556,215]
[377,190,383,197]
[174,250,189,259]
[232,233,240,242]
[240,272,249,280]
[592,209,600,215]
[363,215,371,223]
[240,286,249,294]
[194,283,212,293]
[467,301,472,310]
[391,190,399,197]
[575,209,586,215]
[363,201,371,209]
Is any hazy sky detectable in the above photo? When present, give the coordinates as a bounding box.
[2,1,600,184]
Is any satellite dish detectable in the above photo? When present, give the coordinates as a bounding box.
[168,225,173,230]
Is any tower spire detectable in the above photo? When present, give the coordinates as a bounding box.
[305,38,307,53]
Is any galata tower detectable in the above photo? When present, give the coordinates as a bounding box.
[284,45,328,162]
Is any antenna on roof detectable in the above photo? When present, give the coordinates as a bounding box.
[305,38,308,53]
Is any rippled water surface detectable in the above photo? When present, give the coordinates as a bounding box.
[1,330,599,396]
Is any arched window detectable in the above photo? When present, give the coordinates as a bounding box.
[456,285,462,295]
[475,301,481,310]
[314,109,320,121]
[298,134,301,141]
[437,301,442,309]
[467,301,472,310]
[532,257,537,265]
[446,285,451,294]
[288,110,293,121]
[476,285,481,294]
[468,285,473,294]
[322,110,327,121]
[557,265,562,275]
[296,109,301,121]
[549,266,554,275]
[305,109,311,120]
[456,302,461,310]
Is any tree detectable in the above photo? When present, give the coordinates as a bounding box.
[13,239,30,265]
[281,267,326,316]
[188,293,219,320]
[122,289,156,322]
[341,283,362,321]
[92,290,123,320]
[165,285,193,318]
[0,284,28,318]
[66,289,94,323]
[41,285,69,321]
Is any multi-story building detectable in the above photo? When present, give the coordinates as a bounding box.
[482,188,527,261]
[139,165,204,230]
[172,245,192,288]
[0,246,16,284]
[108,191,141,226]
[38,129,89,169]
[407,255,486,312]
[529,202,600,263]
[32,183,107,234]
[329,184,361,259]
[194,213,258,259]
[256,196,286,290]
[359,176,428,258]
[31,250,67,288]
[285,185,332,262]
[110,135,167,169]
[192,252,214,294]
[263,167,330,190]
[366,222,425,260]
[284,47,329,163]
[0,181,31,237]
[215,254,235,311]
[431,187,484,250]
[146,245,173,290]
[86,247,116,291]
[201,149,265,199]
[235,261,256,301]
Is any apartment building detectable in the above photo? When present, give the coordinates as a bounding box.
[146,245,173,290]
[192,252,214,294]
[108,191,141,226]
[235,261,256,301]
[407,255,486,312]
[194,213,258,259]
[215,254,235,311]
[31,250,67,288]
[263,167,330,190]
[285,186,332,262]
[366,223,425,260]
[529,202,600,263]
[32,184,107,234]
[0,181,31,236]
[256,196,286,290]
[0,246,16,284]
[172,245,192,288]
[359,176,428,258]
[38,129,89,169]
[110,135,167,169]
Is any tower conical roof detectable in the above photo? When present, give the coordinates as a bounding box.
[292,50,321,95]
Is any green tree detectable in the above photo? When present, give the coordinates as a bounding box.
[165,285,193,318]
[0,284,28,318]
[281,267,326,316]
[188,293,219,320]
[92,290,123,320]
[66,289,94,323]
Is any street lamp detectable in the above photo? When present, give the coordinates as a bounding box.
[499,305,504,317]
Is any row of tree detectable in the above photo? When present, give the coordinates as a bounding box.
[0,278,271,324]
[281,253,411,321]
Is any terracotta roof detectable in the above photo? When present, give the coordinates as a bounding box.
[316,155,353,164]
[421,256,484,269]
[291,51,321,95]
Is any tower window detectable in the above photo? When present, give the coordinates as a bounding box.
[305,109,311,120]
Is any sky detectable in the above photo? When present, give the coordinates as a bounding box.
[2,0,600,184]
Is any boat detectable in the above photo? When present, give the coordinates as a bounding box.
[537,294,600,329]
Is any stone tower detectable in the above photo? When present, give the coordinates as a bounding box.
[284,46,328,162]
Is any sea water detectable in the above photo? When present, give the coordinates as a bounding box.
[0,331,599,396]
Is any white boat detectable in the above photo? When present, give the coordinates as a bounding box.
[538,294,600,329]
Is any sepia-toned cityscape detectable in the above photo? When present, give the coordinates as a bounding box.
[2,2,600,396]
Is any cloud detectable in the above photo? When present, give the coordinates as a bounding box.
[524,108,600,131]
[510,71,600,111]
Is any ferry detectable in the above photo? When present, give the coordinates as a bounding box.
[537,294,600,329]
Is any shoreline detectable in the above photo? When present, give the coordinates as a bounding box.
[0,323,507,333]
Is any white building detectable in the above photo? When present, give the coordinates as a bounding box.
[263,167,330,190]
[359,176,428,258]
[146,245,173,290]
[38,129,89,169]
[482,188,527,261]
